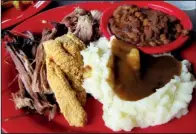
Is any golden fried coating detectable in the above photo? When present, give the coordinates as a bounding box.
[43,36,86,106]
[55,33,85,64]
[46,58,87,127]
[43,34,87,127]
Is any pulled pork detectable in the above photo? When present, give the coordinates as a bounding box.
[62,7,102,43]
[4,24,68,119]
[6,40,56,117]
[32,22,68,94]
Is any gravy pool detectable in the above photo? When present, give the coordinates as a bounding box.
[109,38,181,101]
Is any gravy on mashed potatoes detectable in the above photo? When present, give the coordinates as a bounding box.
[81,36,196,131]
[109,39,182,101]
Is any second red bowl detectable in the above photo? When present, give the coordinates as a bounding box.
[100,1,192,54]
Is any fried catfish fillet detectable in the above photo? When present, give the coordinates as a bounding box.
[44,34,86,106]
[46,58,87,127]
[43,34,87,126]
[55,33,85,65]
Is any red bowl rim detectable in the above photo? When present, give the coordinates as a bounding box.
[100,1,193,54]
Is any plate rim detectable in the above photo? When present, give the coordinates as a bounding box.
[2,1,51,30]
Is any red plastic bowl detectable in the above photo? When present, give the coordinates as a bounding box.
[100,1,192,54]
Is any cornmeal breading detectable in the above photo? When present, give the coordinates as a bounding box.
[55,33,85,65]
[55,33,85,50]
[46,58,87,127]
[43,37,86,106]
[43,34,87,127]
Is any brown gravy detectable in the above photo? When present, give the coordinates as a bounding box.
[109,38,181,101]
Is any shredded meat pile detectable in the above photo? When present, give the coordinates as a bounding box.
[62,7,102,43]
[109,5,189,47]
[3,22,68,120]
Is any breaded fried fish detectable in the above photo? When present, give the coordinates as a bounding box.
[43,33,87,127]
[46,58,87,127]
[55,33,85,65]
[43,37,86,106]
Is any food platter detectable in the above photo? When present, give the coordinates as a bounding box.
[2,1,51,30]
[2,1,196,133]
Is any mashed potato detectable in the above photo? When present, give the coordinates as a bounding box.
[81,37,196,131]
